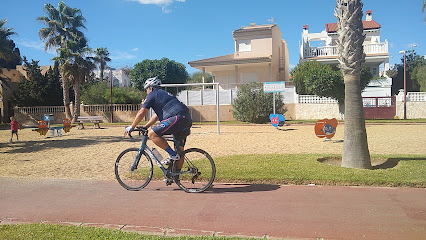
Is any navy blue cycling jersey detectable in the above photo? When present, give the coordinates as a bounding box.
[142,88,189,121]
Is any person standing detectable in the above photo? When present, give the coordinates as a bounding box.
[10,117,20,142]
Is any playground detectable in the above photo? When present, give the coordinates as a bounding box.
[1,123,425,181]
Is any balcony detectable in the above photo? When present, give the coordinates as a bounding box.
[301,41,388,59]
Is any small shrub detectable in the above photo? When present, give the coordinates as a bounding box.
[232,82,286,123]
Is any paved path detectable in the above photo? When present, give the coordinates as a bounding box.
[0,177,425,239]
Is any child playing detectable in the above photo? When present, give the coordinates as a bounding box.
[10,117,20,142]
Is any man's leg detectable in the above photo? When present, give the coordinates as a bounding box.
[177,146,184,169]
[147,128,170,150]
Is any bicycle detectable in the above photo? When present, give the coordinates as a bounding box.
[114,126,216,193]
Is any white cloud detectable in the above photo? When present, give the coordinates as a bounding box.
[132,48,139,52]
[110,50,137,60]
[16,40,56,55]
[128,0,185,13]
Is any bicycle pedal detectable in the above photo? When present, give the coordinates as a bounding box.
[163,178,173,186]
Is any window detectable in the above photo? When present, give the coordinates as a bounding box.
[237,39,251,52]
[240,72,258,84]
[113,79,120,87]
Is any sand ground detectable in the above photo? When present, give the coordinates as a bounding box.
[1,123,425,180]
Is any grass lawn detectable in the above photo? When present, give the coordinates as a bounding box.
[149,153,425,188]
[214,154,425,187]
[0,224,243,240]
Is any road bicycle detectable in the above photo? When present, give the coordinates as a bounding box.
[114,126,215,193]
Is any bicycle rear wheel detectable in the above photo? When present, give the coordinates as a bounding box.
[173,148,215,193]
[115,148,153,191]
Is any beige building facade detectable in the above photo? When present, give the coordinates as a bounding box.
[0,65,51,123]
[188,23,289,89]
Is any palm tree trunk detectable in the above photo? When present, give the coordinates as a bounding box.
[100,62,105,81]
[62,77,72,120]
[72,83,81,123]
[342,73,372,169]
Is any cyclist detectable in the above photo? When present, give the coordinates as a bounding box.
[124,77,192,167]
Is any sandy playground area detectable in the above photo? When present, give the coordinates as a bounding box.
[1,123,425,180]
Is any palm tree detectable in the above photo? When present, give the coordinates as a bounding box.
[423,0,426,22]
[93,47,111,81]
[335,0,372,169]
[37,1,87,119]
[56,38,95,122]
[0,19,16,62]
[0,19,17,108]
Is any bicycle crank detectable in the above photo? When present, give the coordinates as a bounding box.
[191,171,201,184]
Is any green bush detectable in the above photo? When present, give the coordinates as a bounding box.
[232,82,286,123]
[81,82,145,104]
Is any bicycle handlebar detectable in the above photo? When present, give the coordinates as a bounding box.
[126,126,174,142]
[128,126,148,138]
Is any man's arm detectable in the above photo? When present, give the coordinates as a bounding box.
[131,107,149,129]
[144,113,159,128]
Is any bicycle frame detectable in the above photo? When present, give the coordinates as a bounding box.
[131,131,181,179]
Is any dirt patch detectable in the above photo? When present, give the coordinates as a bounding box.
[1,123,425,180]
[318,156,391,169]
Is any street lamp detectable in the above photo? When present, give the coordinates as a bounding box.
[110,69,113,123]
[399,50,407,119]
[409,44,417,53]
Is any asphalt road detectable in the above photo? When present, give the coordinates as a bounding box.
[0,177,425,239]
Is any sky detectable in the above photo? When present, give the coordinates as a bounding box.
[1,0,425,74]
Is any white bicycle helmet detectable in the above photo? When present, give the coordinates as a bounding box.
[143,77,161,89]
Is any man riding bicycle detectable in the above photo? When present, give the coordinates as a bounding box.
[124,77,192,167]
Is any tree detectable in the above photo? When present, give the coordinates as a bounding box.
[43,61,63,105]
[12,58,62,106]
[56,38,95,122]
[187,71,213,89]
[335,0,371,169]
[413,65,426,92]
[13,58,45,106]
[0,19,22,107]
[0,19,21,70]
[93,47,111,81]
[129,58,188,94]
[187,71,213,88]
[232,82,286,123]
[291,61,373,103]
[292,61,344,102]
[389,51,426,95]
[81,82,145,104]
[423,0,426,22]
[37,1,87,119]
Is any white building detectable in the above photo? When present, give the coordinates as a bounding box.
[93,69,131,87]
[299,10,392,97]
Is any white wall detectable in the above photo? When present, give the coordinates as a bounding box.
[93,69,130,87]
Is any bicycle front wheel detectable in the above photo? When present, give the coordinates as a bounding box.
[173,148,216,193]
[115,148,153,191]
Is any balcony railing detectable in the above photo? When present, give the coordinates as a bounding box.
[302,41,388,59]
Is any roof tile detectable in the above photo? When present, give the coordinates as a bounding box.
[325,20,381,33]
